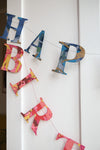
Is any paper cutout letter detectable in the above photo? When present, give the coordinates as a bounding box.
[0,13,28,43]
[10,68,38,96]
[52,41,85,75]
[1,44,23,72]
[21,97,52,135]
[24,30,45,60]
[56,133,85,150]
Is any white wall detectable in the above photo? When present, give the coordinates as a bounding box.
[79,0,100,149]
[7,0,100,150]
[21,1,80,150]
[7,1,22,150]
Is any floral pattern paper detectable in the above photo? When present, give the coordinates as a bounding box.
[21,97,52,135]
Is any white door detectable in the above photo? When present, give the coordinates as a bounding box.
[6,0,100,150]
[79,0,100,150]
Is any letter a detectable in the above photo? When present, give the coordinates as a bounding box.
[0,13,28,43]
[24,30,45,60]
[1,44,23,73]
[52,41,85,75]
[21,97,52,135]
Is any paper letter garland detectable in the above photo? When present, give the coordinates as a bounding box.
[0,13,86,150]
[24,30,45,60]
[10,68,38,96]
[21,97,52,135]
[56,133,85,150]
[0,13,28,43]
[1,44,24,73]
[52,41,85,75]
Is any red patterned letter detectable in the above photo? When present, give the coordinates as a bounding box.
[10,68,38,96]
[21,97,52,135]
[56,133,85,150]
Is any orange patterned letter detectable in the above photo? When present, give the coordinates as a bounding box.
[1,44,23,73]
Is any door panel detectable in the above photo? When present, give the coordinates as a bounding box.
[7,1,22,150]
[79,0,100,150]
[7,0,100,150]
[21,1,80,150]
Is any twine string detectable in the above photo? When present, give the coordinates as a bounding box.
[23,52,59,133]
[6,20,100,56]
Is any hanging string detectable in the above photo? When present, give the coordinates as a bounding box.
[0,13,100,56]
[22,52,59,133]
[11,20,100,56]
[24,25,61,49]
[0,13,85,146]
[22,52,39,101]
[24,24,100,56]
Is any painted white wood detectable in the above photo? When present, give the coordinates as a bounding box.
[7,0,81,150]
[7,1,23,150]
[21,1,80,150]
[79,0,100,150]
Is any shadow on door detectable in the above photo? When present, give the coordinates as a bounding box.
[0,0,7,150]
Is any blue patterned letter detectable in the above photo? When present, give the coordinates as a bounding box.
[52,41,85,75]
[0,13,27,43]
[24,30,45,60]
